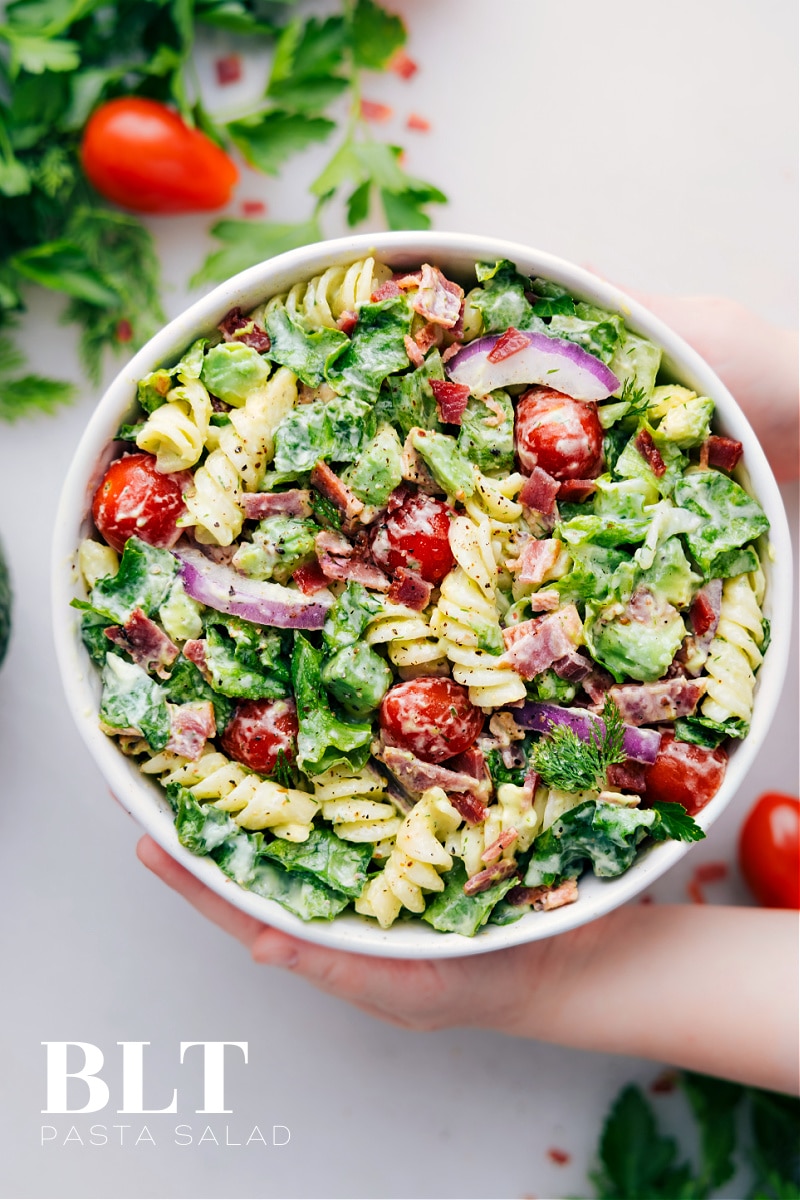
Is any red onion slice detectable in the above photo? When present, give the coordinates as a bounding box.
[516,702,662,764]
[174,547,333,629]
[446,331,619,400]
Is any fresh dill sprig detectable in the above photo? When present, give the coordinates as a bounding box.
[531,696,627,793]
[620,376,649,416]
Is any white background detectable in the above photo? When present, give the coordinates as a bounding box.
[0,2,797,1198]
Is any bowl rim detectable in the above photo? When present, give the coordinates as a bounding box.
[51,230,793,959]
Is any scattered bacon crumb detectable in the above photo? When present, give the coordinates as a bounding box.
[688,880,706,905]
[371,280,402,302]
[336,310,358,335]
[487,327,530,363]
[407,113,431,132]
[558,479,597,503]
[448,791,489,826]
[547,1148,571,1166]
[634,428,667,477]
[404,334,424,367]
[390,51,418,79]
[695,861,728,884]
[639,893,654,905]
[703,435,743,472]
[481,828,518,866]
[650,1070,678,1094]
[360,99,393,122]
[292,562,330,595]
[690,589,718,637]
[215,54,242,86]
[115,319,133,343]
[430,378,470,424]
[441,342,462,364]
[393,270,422,289]
[241,199,266,217]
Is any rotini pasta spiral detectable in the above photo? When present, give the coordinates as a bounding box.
[366,603,449,679]
[313,763,402,850]
[701,573,765,724]
[264,257,393,330]
[355,787,462,928]
[464,471,528,588]
[430,515,527,708]
[183,366,298,545]
[136,378,212,473]
[449,782,543,879]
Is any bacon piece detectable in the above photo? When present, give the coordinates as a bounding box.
[390,51,418,79]
[116,319,133,343]
[501,605,583,680]
[519,467,560,516]
[512,538,562,585]
[404,334,424,367]
[215,54,242,85]
[703,435,743,472]
[413,264,463,328]
[315,530,390,592]
[547,1148,572,1166]
[105,608,178,678]
[217,307,270,353]
[606,760,648,793]
[371,280,402,302]
[240,489,312,520]
[507,878,579,911]
[429,379,471,425]
[413,321,442,354]
[182,639,210,678]
[464,858,518,896]
[386,483,412,512]
[393,270,422,290]
[551,650,591,681]
[449,791,491,825]
[336,310,358,335]
[582,666,615,705]
[678,580,723,674]
[387,567,432,611]
[441,341,463,364]
[360,99,392,122]
[481,828,518,866]
[241,199,266,217]
[447,747,488,782]
[634,428,666,477]
[691,584,721,638]
[609,678,706,726]
[166,701,216,761]
[523,768,541,794]
[380,745,490,815]
[407,113,431,132]
[311,461,364,523]
[487,327,529,363]
[292,561,330,595]
[650,1071,679,1094]
[558,478,598,503]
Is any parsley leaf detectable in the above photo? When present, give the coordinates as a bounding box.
[591,1084,693,1199]
[350,0,406,69]
[649,801,706,843]
[191,217,321,288]
[227,110,336,176]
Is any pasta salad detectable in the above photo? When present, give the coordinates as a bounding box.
[74,256,771,936]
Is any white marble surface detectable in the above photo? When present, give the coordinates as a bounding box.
[0,2,797,1198]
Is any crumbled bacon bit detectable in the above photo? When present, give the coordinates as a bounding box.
[639,893,654,905]
[413,322,442,355]
[703,435,743,472]
[690,589,718,638]
[371,280,402,302]
[441,342,462,364]
[336,310,358,335]
[463,858,518,895]
[393,270,422,289]
[390,50,418,79]
[310,461,364,522]
[487,327,529,363]
[105,609,178,678]
[688,880,706,905]
[558,479,598,503]
[430,378,471,424]
[483,397,506,427]
[404,334,424,367]
[448,791,489,826]
[387,567,432,611]
[360,99,393,122]
[634,428,667,477]
[650,1070,678,1094]
[406,113,431,132]
[217,307,270,353]
[215,54,242,85]
[292,561,330,594]
[547,1148,571,1166]
[481,828,518,866]
[695,861,728,884]
[241,199,266,217]
[115,319,133,343]
[519,467,560,516]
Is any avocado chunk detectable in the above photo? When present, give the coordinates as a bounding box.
[408,428,476,497]
[321,643,393,718]
[232,516,318,584]
[343,423,403,506]
[586,588,686,682]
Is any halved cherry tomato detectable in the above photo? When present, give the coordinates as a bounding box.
[80,98,238,214]
[220,699,299,776]
[92,453,187,553]
[370,493,455,584]
[515,386,603,480]
[641,732,727,815]
[739,792,800,909]
[380,677,484,763]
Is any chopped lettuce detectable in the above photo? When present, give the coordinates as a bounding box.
[586,592,686,682]
[559,511,650,549]
[99,653,170,750]
[608,331,662,398]
[594,475,659,519]
[264,304,347,386]
[81,610,112,665]
[292,634,372,775]
[421,860,517,936]
[325,295,412,400]
[232,516,318,583]
[204,617,290,700]
[708,545,760,579]
[260,828,372,898]
[548,302,625,364]
[614,423,688,496]
[174,789,239,853]
[248,858,350,920]
[457,391,515,474]
[379,349,444,439]
[322,582,381,652]
[408,428,476,497]
[471,259,539,333]
[200,342,269,406]
[553,543,631,606]
[673,470,770,575]
[657,394,714,447]
[342,422,404,505]
[636,536,702,609]
[75,537,177,624]
[163,656,232,733]
[524,800,659,887]
[273,395,375,474]
[674,714,749,748]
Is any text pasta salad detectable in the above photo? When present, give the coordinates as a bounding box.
[74,257,771,936]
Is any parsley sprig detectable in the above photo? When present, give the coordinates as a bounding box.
[531,696,627,793]
[0,0,446,417]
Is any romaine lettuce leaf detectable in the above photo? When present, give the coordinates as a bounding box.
[325,294,412,400]
[273,394,375,474]
[74,537,177,624]
[163,655,232,733]
[548,302,625,364]
[175,789,239,853]
[80,610,112,665]
[409,428,476,497]
[524,799,658,887]
[673,470,770,574]
[99,653,170,750]
[378,348,444,439]
[457,391,515,474]
[636,535,701,609]
[200,342,269,406]
[674,714,748,748]
[608,330,662,398]
[421,860,517,936]
[585,592,686,682]
[260,827,372,897]
[614,424,688,496]
[471,259,539,333]
[248,858,351,920]
[322,582,381,652]
[292,634,372,775]
[264,304,348,386]
[342,422,404,505]
[205,618,290,700]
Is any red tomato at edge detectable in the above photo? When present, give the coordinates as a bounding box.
[92,453,187,553]
[81,98,238,214]
[739,792,800,909]
[515,386,603,480]
[370,493,455,585]
[221,699,299,776]
[380,677,484,764]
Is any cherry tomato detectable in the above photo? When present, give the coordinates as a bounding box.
[92,453,187,553]
[739,792,800,909]
[80,98,238,214]
[641,733,727,815]
[515,386,603,480]
[370,493,455,584]
[379,677,484,763]
[220,699,299,776]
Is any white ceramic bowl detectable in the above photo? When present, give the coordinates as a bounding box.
[52,231,792,959]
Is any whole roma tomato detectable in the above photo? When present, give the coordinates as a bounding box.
[81,98,238,214]
[739,792,800,909]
